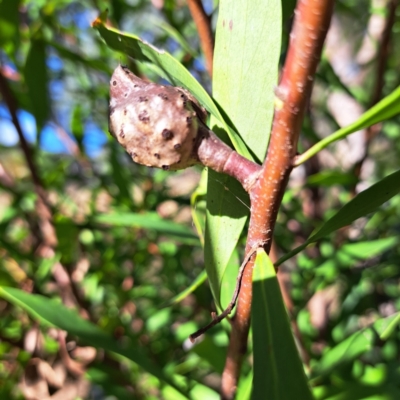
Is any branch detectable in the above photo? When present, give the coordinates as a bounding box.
[187,0,214,77]
[220,1,335,398]
[354,0,398,180]
[0,71,88,311]
[0,71,57,248]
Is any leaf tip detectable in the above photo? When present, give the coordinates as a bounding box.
[92,9,108,28]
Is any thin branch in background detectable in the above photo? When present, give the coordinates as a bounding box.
[353,0,398,180]
[187,0,214,77]
[0,71,88,313]
[220,1,335,398]
[0,71,57,248]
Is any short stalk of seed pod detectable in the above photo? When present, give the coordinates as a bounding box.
[195,123,261,192]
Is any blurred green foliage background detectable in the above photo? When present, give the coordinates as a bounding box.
[0,0,400,399]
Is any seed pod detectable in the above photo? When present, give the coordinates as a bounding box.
[109,65,207,171]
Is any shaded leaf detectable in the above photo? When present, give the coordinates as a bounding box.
[49,40,110,73]
[192,335,226,375]
[252,250,312,400]
[0,286,188,397]
[204,172,249,309]
[309,170,400,242]
[276,169,400,266]
[204,0,281,309]
[25,38,50,130]
[161,270,206,308]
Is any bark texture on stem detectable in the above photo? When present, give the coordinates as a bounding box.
[220,1,335,398]
[187,0,214,77]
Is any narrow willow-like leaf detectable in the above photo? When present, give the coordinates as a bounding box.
[161,270,207,308]
[311,313,400,380]
[92,13,251,159]
[0,287,188,397]
[236,371,253,400]
[252,250,312,400]
[25,38,49,130]
[309,170,400,242]
[205,0,281,309]
[48,40,110,73]
[276,169,400,266]
[296,85,400,166]
[93,212,199,243]
[205,172,249,309]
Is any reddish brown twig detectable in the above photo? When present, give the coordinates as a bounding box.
[187,0,214,77]
[220,1,335,398]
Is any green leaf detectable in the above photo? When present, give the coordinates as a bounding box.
[161,270,207,308]
[204,172,249,309]
[212,0,281,162]
[156,20,196,58]
[48,40,110,73]
[307,170,358,187]
[340,237,398,262]
[0,0,20,55]
[205,0,281,309]
[0,286,188,397]
[92,14,251,159]
[313,382,400,400]
[276,169,400,266]
[311,313,400,380]
[192,335,226,375]
[252,250,312,400]
[25,37,50,130]
[92,211,199,243]
[296,85,400,166]
[309,170,400,242]
[70,104,84,152]
[376,313,400,341]
[236,371,253,400]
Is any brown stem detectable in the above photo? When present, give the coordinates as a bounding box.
[187,0,214,77]
[196,124,261,191]
[220,1,335,398]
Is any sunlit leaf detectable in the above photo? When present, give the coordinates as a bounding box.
[296,86,400,165]
[311,313,400,380]
[205,0,281,309]
[276,169,400,266]
[92,13,251,159]
[92,211,199,243]
[0,0,20,55]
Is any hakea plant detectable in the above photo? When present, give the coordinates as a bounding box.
[109,64,262,339]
